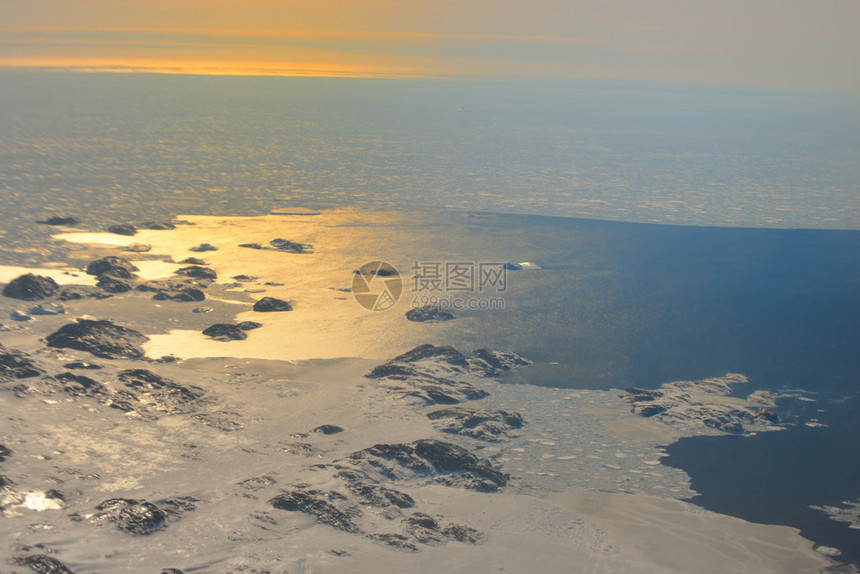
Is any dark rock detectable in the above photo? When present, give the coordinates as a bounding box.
[231,274,257,282]
[46,320,148,359]
[313,424,344,435]
[238,243,263,250]
[153,288,205,302]
[0,345,44,380]
[237,321,262,331]
[13,554,74,574]
[137,278,209,293]
[269,490,360,533]
[188,243,217,252]
[427,407,525,441]
[441,523,484,543]
[192,412,244,431]
[29,302,65,315]
[753,407,780,425]
[161,496,198,517]
[365,363,421,379]
[371,374,489,406]
[107,223,137,236]
[403,512,444,544]
[388,344,469,368]
[10,310,33,322]
[142,221,175,230]
[96,274,135,293]
[94,498,166,535]
[179,257,207,265]
[622,388,664,403]
[269,238,309,253]
[341,479,415,510]
[0,474,12,487]
[2,274,59,300]
[175,266,217,280]
[161,570,185,574]
[36,216,79,226]
[202,323,247,341]
[45,489,66,502]
[63,361,101,370]
[354,262,398,276]
[122,243,151,253]
[468,349,532,377]
[253,297,292,312]
[54,372,111,399]
[117,369,205,413]
[348,439,508,492]
[85,256,139,277]
[97,266,136,280]
[631,403,667,417]
[0,444,11,462]
[237,475,277,491]
[406,306,455,322]
[366,533,418,552]
[56,286,110,301]
[192,307,212,314]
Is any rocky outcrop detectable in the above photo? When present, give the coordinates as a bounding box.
[29,302,65,315]
[152,288,205,302]
[0,344,44,381]
[237,240,312,253]
[96,274,135,293]
[117,369,205,415]
[269,238,311,253]
[107,223,137,236]
[468,348,532,377]
[46,319,149,359]
[365,345,502,405]
[252,297,292,312]
[347,439,508,492]
[620,374,783,434]
[85,256,139,277]
[36,216,80,226]
[336,468,416,511]
[269,490,360,533]
[402,512,483,545]
[313,424,344,435]
[406,306,455,322]
[175,266,217,280]
[92,496,196,535]
[93,498,166,534]
[142,221,175,230]
[137,278,210,300]
[202,323,248,341]
[12,554,74,573]
[56,286,110,300]
[188,243,217,252]
[427,407,525,442]
[2,274,60,300]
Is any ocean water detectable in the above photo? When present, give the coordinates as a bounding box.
[2,71,860,566]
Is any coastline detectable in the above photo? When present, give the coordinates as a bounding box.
[0,209,852,571]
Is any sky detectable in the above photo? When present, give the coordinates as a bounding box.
[1,0,859,91]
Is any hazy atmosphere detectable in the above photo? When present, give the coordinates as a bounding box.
[1,2,859,573]
[2,0,860,90]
